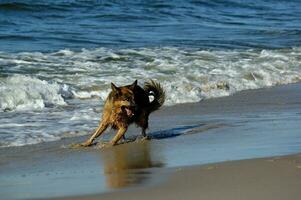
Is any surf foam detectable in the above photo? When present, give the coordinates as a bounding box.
[1,47,301,109]
[0,75,69,111]
[1,46,301,147]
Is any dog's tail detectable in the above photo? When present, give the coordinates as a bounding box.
[144,80,166,113]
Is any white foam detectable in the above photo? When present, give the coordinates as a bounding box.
[71,90,108,100]
[1,47,301,107]
[0,75,68,111]
[1,132,61,148]
[1,46,301,147]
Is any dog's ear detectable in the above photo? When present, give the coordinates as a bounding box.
[129,80,137,90]
[111,82,120,93]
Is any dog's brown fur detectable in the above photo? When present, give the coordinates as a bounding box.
[81,80,165,147]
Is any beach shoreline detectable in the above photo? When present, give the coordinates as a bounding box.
[1,83,301,200]
[49,153,301,200]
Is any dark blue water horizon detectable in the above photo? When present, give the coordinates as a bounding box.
[0,0,301,53]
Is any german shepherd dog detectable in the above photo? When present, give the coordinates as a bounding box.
[80,80,165,147]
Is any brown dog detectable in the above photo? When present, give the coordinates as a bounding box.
[80,80,165,147]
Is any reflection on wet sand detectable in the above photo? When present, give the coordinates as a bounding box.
[101,141,164,189]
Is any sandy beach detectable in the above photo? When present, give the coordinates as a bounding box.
[1,83,301,200]
[53,153,301,200]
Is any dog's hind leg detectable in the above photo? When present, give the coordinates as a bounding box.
[82,121,108,146]
[140,114,149,138]
[135,114,150,139]
[141,127,147,137]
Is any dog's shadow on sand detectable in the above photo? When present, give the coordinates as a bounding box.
[148,124,205,139]
[123,122,224,143]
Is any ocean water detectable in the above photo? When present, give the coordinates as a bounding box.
[0,0,301,147]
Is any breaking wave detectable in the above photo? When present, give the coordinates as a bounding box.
[1,46,301,147]
[0,75,71,111]
[1,46,301,112]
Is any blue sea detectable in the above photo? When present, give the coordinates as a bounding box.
[0,0,301,147]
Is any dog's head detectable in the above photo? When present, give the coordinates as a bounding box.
[111,80,137,117]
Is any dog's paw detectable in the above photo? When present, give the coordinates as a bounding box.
[134,136,150,143]
[69,143,83,148]
[97,142,113,149]
[69,141,93,148]
[141,135,150,141]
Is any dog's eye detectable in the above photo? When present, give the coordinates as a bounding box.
[124,97,130,101]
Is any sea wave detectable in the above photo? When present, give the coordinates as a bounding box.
[0,46,301,147]
[0,75,71,111]
[1,47,301,111]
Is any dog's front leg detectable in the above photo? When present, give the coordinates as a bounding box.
[110,127,127,145]
[82,121,108,146]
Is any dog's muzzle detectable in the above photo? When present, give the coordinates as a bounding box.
[121,106,135,117]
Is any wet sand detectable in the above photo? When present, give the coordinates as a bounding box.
[1,83,301,200]
[53,153,301,200]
